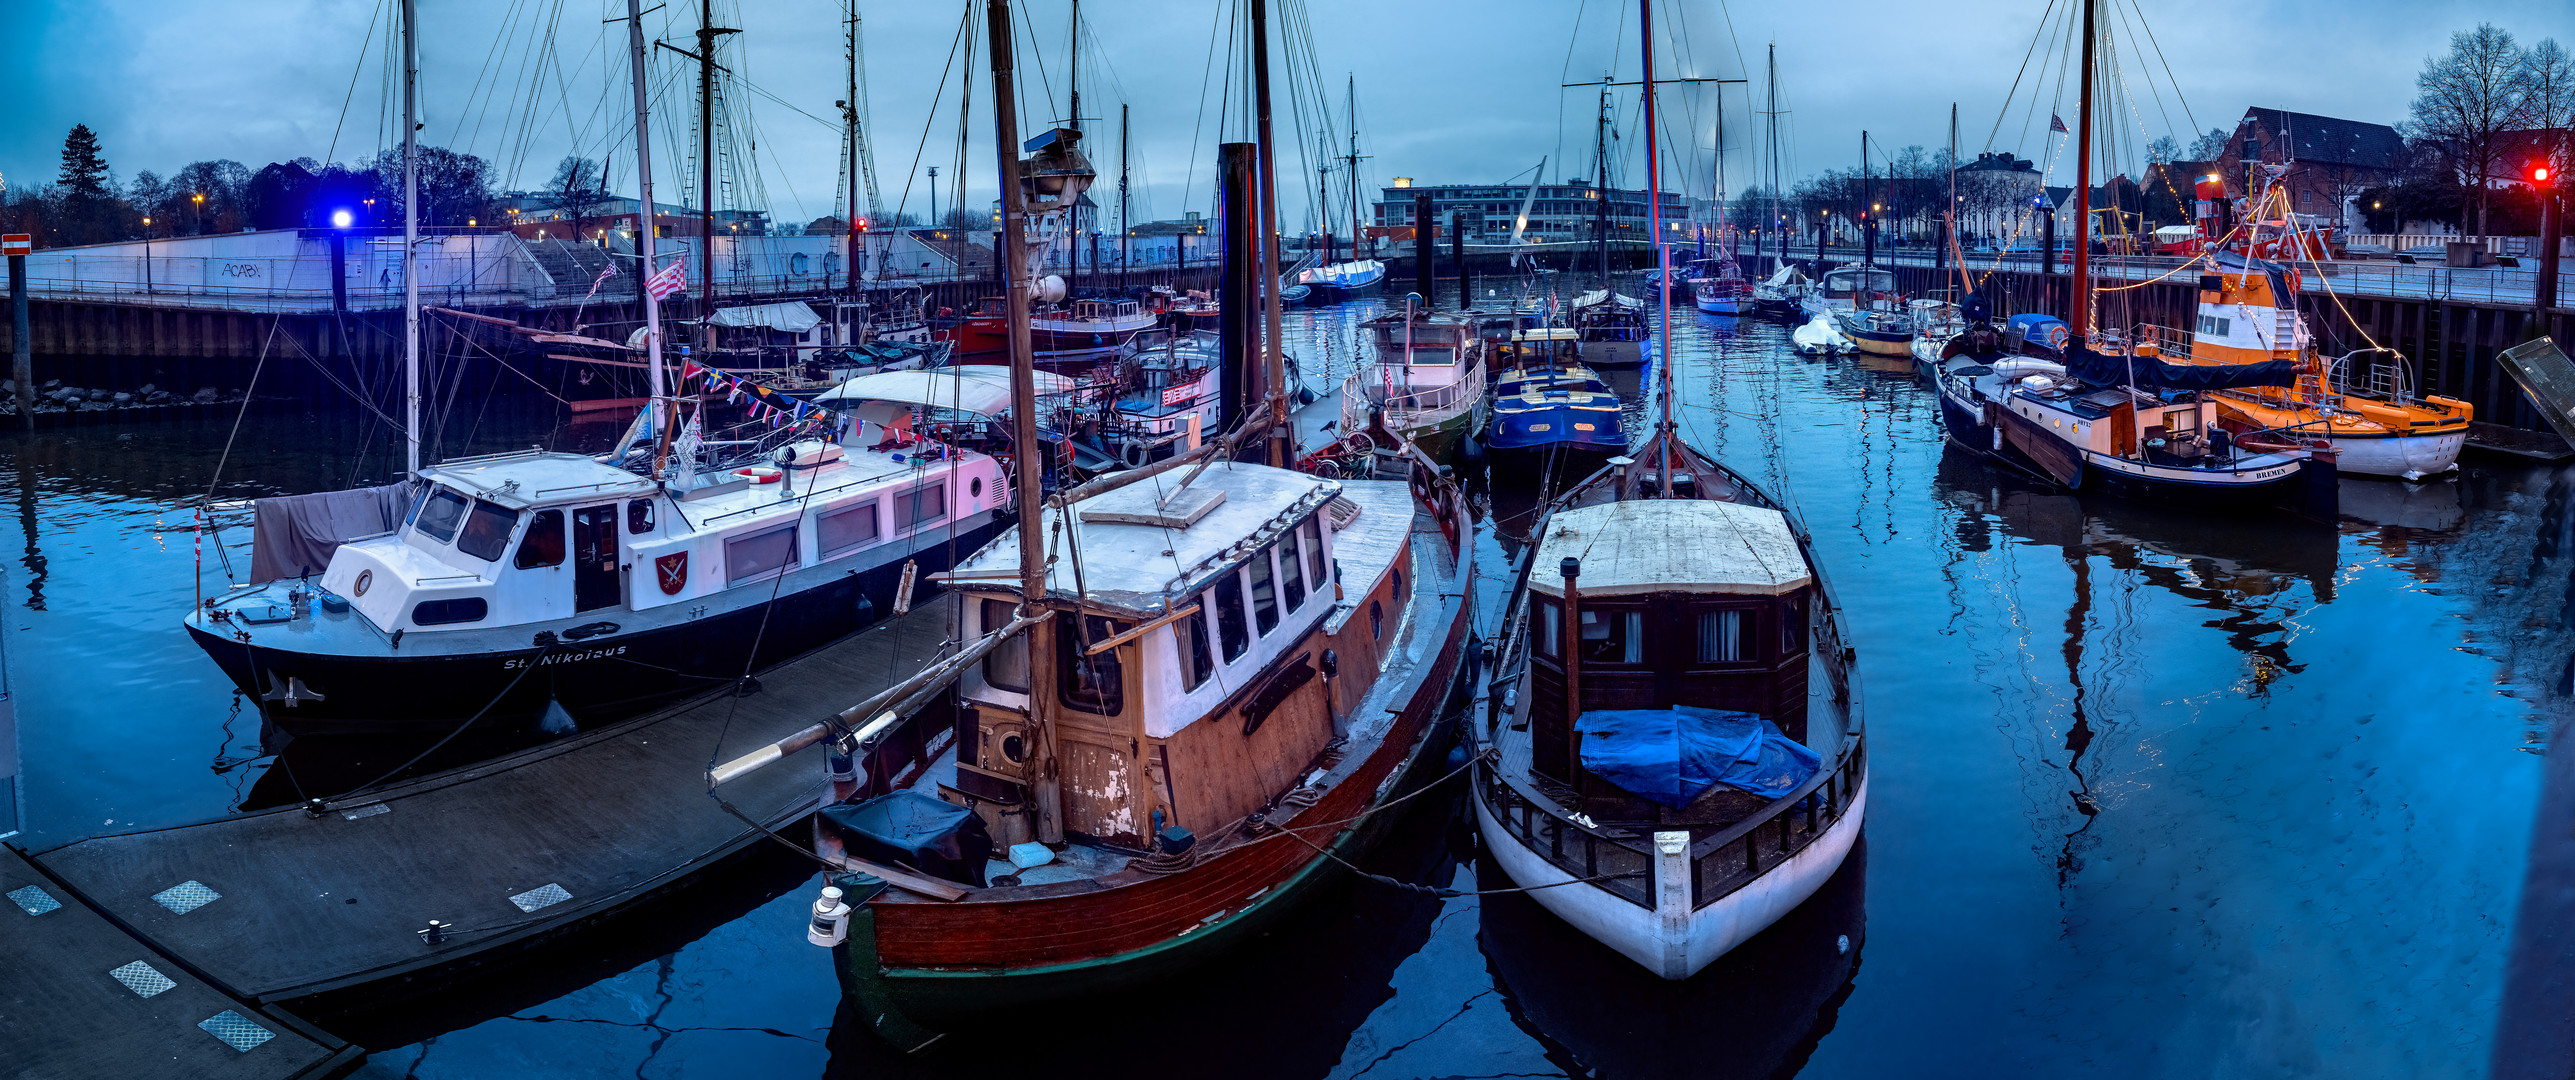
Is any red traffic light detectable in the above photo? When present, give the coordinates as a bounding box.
[853,217,870,233]
[2536,166,2552,184]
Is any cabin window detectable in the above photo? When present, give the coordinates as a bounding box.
[1580,608,1643,665]
[415,489,470,544]
[1696,609,1752,664]
[1779,594,1809,655]
[1282,531,1309,611]
[1057,613,1125,716]
[818,501,882,558]
[455,500,520,563]
[1301,518,1327,591]
[1214,573,1250,662]
[1536,599,1560,657]
[981,598,1029,692]
[1371,600,1385,640]
[725,524,801,584]
[411,597,487,626]
[895,482,946,529]
[627,499,654,534]
[514,509,565,569]
[403,485,430,528]
[1250,547,1281,635]
[1176,603,1216,691]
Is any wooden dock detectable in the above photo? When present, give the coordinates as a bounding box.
[1,845,360,1079]
[24,601,955,1017]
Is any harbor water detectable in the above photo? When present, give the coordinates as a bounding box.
[2,299,2557,1077]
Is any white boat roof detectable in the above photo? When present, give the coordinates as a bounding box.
[706,300,821,332]
[1573,289,1641,308]
[954,462,1341,614]
[1529,498,1811,598]
[423,450,658,508]
[812,365,1076,415]
[1512,328,1581,342]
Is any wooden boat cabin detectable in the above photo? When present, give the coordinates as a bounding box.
[942,463,1424,851]
[1524,498,1821,821]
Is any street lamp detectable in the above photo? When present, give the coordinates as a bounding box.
[192,192,205,235]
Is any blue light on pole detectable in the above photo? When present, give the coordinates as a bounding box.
[331,209,355,228]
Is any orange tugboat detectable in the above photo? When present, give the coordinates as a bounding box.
[2142,173,2471,480]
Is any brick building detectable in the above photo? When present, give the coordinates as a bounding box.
[2213,107,2403,222]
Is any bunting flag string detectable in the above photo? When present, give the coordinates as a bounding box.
[677,360,839,435]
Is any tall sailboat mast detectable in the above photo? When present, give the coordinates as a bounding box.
[1638,0,1672,492]
[1250,0,1288,465]
[1596,80,1612,291]
[696,2,738,317]
[2071,0,2097,343]
[1764,45,1782,263]
[401,0,420,476]
[983,0,1062,843]
[625,0,669,478]
[1345,76,1362,264]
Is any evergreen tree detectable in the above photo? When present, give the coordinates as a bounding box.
[58,124,109,200]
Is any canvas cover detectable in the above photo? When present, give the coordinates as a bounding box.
[247,480,418,585]
[705,301,823,333]
[1577,705,1820,808]
[820,791,993,888]
[2068,344,2300,392]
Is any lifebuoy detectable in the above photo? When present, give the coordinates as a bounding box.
[736,466,784,484]
[1120,439,1152,469]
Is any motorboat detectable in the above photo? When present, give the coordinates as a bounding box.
[1570,289,1650,368]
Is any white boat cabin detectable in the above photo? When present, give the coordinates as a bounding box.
[319,435,1003,639]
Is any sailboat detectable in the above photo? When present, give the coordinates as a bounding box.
[813,3,1472,1047]
[1293,77,1389,304]
[1472,0,1865,980]
[1690,94,1752,316]
[1928,0,2339,516]
[1570,79,1652,368]
[1747,46,1810,319]
[185,1,1010,733]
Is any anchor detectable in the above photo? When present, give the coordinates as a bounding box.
[260,671,327,708]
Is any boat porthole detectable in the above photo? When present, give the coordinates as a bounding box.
[1002,734,1025,764]
[970,477,984,498]
[1370,601,1384,640]
[354,570,372,597]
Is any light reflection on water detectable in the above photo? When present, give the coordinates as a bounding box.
[0,302,2557,1078]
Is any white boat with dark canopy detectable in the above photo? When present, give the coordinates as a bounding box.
[1472,2,1864,981]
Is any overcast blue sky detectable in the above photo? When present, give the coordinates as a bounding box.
[0,0,2556,230]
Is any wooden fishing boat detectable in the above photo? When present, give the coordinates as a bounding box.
[1486,351,1627,477]
[819,436,1473,1040]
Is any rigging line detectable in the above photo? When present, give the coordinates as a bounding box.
[886,5,972,225]
[2107,0,2176,154]
[2123,0,2199,140]
[1983,0,2061,154]
[323,0,389,165]
[1178,0,1229,221]
[447,0,527,150]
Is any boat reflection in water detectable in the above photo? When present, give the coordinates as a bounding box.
[821,784,1472,1080]
[1480,838,1866,1080]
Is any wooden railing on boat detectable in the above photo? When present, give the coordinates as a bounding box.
[1685,730,1866,910]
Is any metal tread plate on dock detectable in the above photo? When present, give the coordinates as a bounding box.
[28,604,957,1004]
[0,846,357,1079]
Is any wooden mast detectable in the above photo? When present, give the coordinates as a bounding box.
[1251,0,1288,465]
[696,2,737,320]
[985,0,1063,843]
[1639,0,1674,494]
[2071,0,2097,344]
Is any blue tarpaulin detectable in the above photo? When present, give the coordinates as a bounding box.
[1576,705,1820,808]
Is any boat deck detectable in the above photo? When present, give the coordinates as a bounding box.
[0,845,361,1079]
[30,602,956,1009]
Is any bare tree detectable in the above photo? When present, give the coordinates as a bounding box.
[2145,136,2181,164]
[2524,38,2574,176]
[549,156,610,242]
[2187,127,2231,162]
[2410,23,2539,236]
